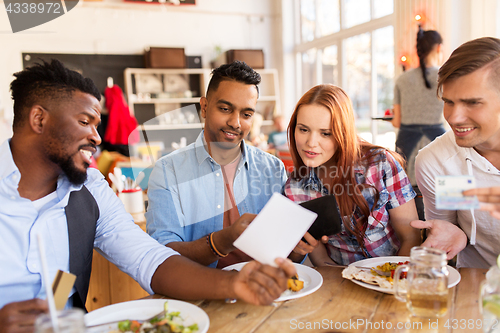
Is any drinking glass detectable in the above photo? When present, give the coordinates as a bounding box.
[480,265,500,333]
[34,308,85,333]
[394,246,450,318]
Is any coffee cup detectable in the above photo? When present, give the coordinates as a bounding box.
[119,188,144,214]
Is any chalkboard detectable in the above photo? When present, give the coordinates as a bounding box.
[22,53,145,94]
[22,53,145,156]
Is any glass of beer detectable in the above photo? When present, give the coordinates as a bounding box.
[480,264,500,333]
[394,246,449,318]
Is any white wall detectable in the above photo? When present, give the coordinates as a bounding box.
[0,0,282,128]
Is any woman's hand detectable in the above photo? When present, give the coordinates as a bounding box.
[288,232,323,263]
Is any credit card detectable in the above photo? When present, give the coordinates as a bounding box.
[435,175,480,210]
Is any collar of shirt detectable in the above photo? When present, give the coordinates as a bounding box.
[0,140,84,206]
[194,131,249,171]
[0,139,20,182]
[300,165,365,196]
[300,169,329,195]
[462,146,500,174]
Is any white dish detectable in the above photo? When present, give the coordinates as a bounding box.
[84,299,209,333]
[223,262,323,301]
[346,256,461,294]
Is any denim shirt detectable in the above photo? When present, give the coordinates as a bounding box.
[146,131,287,267]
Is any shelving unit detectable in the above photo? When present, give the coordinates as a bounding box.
[124,68,211,128]
[122,68,282,153]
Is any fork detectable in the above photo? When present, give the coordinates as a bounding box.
[324,262,390,276]
[86,309,166,328]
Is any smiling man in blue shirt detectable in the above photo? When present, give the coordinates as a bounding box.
[146,61,288,268]
[0,60,296,333]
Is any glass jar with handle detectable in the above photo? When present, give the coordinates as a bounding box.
[394,246,450,318]
[480,264,500,333]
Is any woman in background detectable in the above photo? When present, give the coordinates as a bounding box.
[285,84,420,266]
[392,27,445,221]
[392,27,446,164]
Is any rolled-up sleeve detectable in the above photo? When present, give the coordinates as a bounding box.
[146,158,186,245]
[88,170,179,294]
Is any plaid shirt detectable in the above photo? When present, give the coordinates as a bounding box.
[283,150,416,265]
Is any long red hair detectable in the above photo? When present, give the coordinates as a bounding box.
[288,84,404,254]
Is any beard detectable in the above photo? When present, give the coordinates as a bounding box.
[210,140,240,150]
[44,130,89,185]
[49,152,89,185]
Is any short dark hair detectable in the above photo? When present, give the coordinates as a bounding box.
[10,59,101,129]
[437,37,500,96]
[206,60,261,97]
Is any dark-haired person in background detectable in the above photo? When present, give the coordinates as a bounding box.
[392,27,446,156]
[146,61,288,269]
[392,27,446,219]
[0,60,295,333]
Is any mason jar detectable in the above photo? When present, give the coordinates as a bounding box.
[394,246,450,318]
[480,265,500,333]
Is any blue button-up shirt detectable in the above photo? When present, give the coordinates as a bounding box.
[146,131,287,267]
[0,140,178,309]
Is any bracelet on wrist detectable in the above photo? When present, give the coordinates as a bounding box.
[206,232,228,258]
[207,232,229,258]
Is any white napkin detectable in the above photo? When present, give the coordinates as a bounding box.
[233,193,317,266]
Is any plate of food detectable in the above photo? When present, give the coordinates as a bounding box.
[342,256,461,294]
[223,262,323,301]
[84,299,209,333]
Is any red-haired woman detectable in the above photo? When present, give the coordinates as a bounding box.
[285,84,421,266]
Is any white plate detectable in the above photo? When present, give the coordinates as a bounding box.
[346,256,461,294]
[84,299,209,333]
[223,262,323,301]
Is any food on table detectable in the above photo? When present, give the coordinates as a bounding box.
[117,301,198,333]
[287,274,304,292]
[342,265,393,289]
[342,261,409,289]
[372,261,409,279]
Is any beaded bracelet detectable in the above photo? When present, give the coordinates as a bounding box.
[206,232,228,258]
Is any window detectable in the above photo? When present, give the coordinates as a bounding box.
[296,0,395,148]
[321,45,338,87]
[300,0,340,42]
[301,48,317,95]
[344,0,371,29]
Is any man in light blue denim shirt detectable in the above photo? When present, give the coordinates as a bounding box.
[146,61,288,268]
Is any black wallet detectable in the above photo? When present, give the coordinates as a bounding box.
[299,195,342,240]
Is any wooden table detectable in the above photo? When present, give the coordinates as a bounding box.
[150,266,487,333]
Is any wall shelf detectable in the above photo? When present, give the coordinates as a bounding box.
[123,67,281,152]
